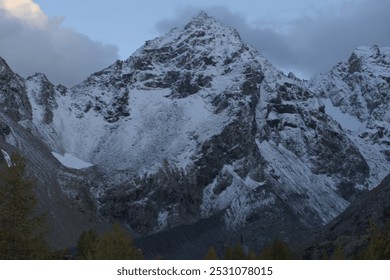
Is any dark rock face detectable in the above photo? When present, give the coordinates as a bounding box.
[312,125,369,183]
[26,74,58,124]
[260,80,370,199]
[301,173,390,259]
[101,165,201,235]
[0,57,32,122]
[0,121,11,138]
[348,52,362,73]
[100,114,261,236]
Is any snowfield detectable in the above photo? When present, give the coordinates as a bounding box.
[51,152,93,169]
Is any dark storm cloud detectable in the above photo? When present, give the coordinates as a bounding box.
[156,0,390,78]
[0,9,118,87]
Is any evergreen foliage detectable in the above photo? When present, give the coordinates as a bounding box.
[223,243,246,260]
[332,243,346,260]
[361,221,390,259]
[247,250,259,260]
[222,245,234,260]
[221,243,254,260]
[204,246,219,260]
[258,239,293,260]
[321,250,329,260]
[77,229,98,259]
[0,153,49,259]
[77,223,143,260]
[208,239,295,260]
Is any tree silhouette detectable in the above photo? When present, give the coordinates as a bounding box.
[77,223,143,260]
[0,153,48,259]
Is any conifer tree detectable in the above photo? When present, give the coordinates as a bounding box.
[204,246,219,260]
[321,250,329,260]
[223,245,234,260]
[0,153,48,259]
[247,250,259,260]
[332,243,346,260]
[77,229,98,259]
[223,243,246,260]
[361,221,390,259]
[258,239,293,260]
[231,242,246,260]
[78,223,143,260]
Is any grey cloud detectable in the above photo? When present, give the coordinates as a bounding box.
[0,9,118,87]
[156,0,390,78]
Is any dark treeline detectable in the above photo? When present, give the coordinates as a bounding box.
[0,153,143,260]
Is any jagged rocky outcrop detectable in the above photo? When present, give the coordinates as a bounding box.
[309,46,390,187]
[0,12,389,257]
[300,173,390,259]
[0,57,31,122]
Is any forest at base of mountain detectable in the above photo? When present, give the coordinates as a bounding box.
[1,153,389,260]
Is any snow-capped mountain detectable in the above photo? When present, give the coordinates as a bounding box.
[1,12,389,255]
[309,45,390,188]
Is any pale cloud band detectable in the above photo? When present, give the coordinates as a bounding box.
[0,0,118,87]
[0,0,48,28]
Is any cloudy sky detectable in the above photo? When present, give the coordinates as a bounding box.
[0,0,389,86]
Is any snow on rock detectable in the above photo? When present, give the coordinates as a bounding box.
[201,164,274,229]
[309,45,390,188]
[1,149,12,167]
[52,152,93,169]
[257,140,348,223]
[321,98,364,132]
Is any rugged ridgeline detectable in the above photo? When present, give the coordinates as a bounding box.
[1,12,389,258]
[0,58,104,249]
[299,46,390,260]
[309,46,390,187]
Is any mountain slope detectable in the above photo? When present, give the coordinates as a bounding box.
[45,13,369,238]
[1,12,388,256]
[0,114,104,249]
[309,46,390,187]
[301,172,390,259]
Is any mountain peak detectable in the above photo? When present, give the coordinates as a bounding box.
[353,45,381,57]
[185,11,214,27]
[0,57,12,75]
[194,10,210,20]
[124,10,248,75]
[27,72,51,83]
[347,45,390,74]
[184,11,233,34]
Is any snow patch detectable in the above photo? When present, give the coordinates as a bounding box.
[1,149,12,167]
[257,140,349,223]
[322,98,364,132]
[201,164,274,229]
[156,210,169,230]
[52,152,93,169]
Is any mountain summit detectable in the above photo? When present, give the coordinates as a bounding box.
[1,13,389,258]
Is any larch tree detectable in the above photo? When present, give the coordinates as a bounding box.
[78,223,143,260]
[0,153,48,259]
